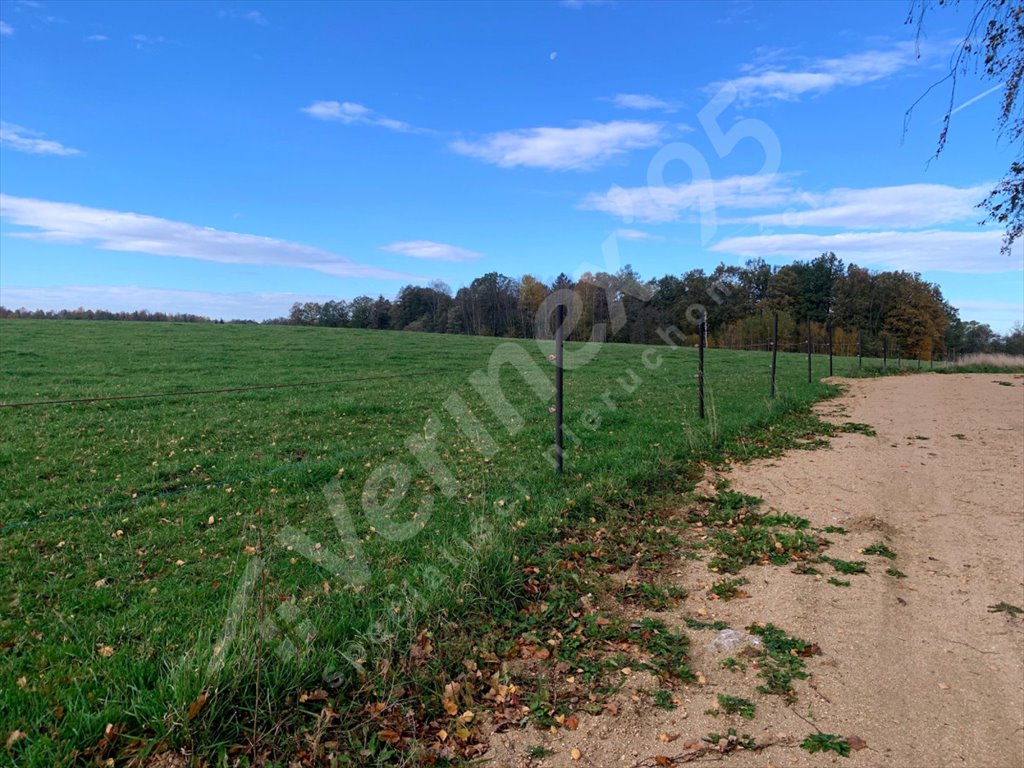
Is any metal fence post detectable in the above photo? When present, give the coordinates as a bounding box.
[698,316,706,420]
[555,303,565,474]
[806,315,812,383]
[770,312,779,398]
[827,320,833,377]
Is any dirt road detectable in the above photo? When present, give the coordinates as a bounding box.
[489,373,1024,768]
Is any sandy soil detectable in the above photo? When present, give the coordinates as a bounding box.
[487,373,1024,768]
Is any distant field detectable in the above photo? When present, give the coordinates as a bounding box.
[1,320,860,763]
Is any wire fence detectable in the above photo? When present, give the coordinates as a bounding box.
[2,316,952,532]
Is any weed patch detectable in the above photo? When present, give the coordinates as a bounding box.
[989,602,1023,618]
[862,541,896,559]
[708,694,756,720]
[747,623,819,702]
[801,733,851,757]
[827,557,868,575]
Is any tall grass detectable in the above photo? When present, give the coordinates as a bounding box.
[947,352,1024,372]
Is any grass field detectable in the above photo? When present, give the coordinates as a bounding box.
[1,320,872,764]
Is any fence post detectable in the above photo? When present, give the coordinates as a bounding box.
[858,329,863,370]
[554,303,565,474]
[827,320,833,377]
[806,315,812,383]
[698,316,706,420]
[770,312,779,398]
[883,337,888,370]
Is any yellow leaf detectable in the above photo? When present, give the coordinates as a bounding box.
[571,748,582,761]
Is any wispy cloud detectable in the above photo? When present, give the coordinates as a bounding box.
[301,100,414,132]
[86,34,109,41]
[581,173,791,223]
[218,9,268,26]
[716,43,918,103]
[0,122,80,156]
[382,240,482,263]
[738,183,990,230]
[710,229,1015,274]
[0,285,328,322]
[451,121,662,171]
[130,33,167,50]
[0,20,14,36]
[608,93,677,111]
[612,228,657,241]
[0,195,422,280]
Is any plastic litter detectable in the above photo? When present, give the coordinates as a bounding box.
[704,628,763,654]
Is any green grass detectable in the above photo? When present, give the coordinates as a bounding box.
[0,319,841,765]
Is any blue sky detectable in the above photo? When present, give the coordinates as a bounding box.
[1,0,1021,329]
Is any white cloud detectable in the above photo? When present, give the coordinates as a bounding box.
[0,122,80,156]
[609,93,676,111]
[382,240,482,263]
[613,228,655,241]
[0,195,422,281]
[581,173,791,223]
[86,34,109,41]
[219,9,268,25]
[560,0,613,8]
[451,121,662,171]
[710,229,1017,274]
[0,20,14,36]
[0,285,327,322]
[739,183,990,230]
[716,43,918,103]
[301,100,414,132]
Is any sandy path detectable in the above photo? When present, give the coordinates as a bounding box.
[488,373,1024,768]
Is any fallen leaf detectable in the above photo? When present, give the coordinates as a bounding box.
[299,689,328,703]
[655,756,674,767]
[98,645,115,658]
[187,691,208,721]
[565,714,579,730]
[377,728,402,745]
[847,734,867,751]
[571,748,582,761]
[16,676,27,689]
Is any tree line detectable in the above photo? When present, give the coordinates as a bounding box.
[3,253,1022,357]
[277,254,1022,359]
